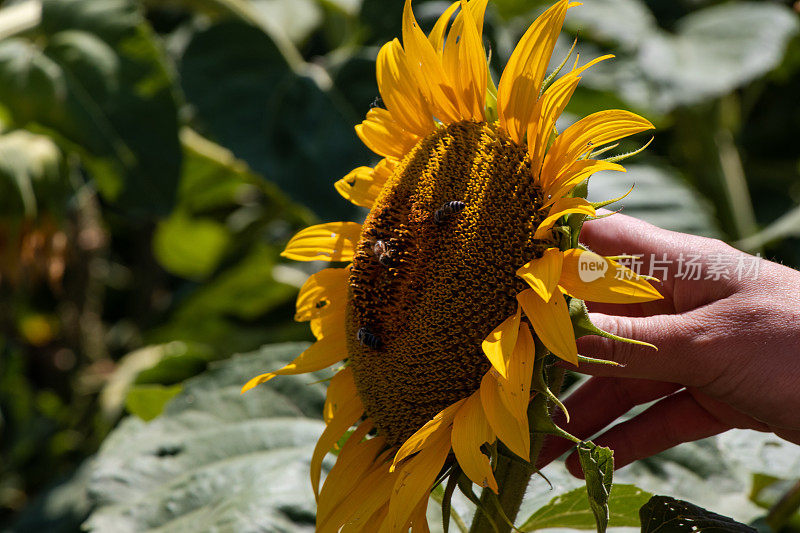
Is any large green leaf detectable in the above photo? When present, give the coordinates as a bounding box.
[519,433,767,528]
[716,431,800,481]
[0,0,182,215]
[520,484,652,531]
[564,0,656,51]
[179,20,368,220]
[587,163,721,237]
[84,342,329,532]
[578,2,799,113]
[640,495,757,532]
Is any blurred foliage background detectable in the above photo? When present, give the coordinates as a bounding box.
[0,0,798,531]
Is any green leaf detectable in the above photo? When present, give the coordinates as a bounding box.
[716,431,800,481]
[153,210,231,281]
[577,442,614,533]
[125,384,183,421]
[0,0,182,215]
[148,243,301,353]
[640,495,758,532]
[587,164,721,238]
[520,484,653,531]
[99,342,208,419]
[84,342,328,532]
[179,20,368,220]
[580,2,800,113]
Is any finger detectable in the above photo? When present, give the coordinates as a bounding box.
[564,389,732,477]
[584,300,672,319]
[573,311,716,387]
[579,212,738,311]
[536,377,681,469]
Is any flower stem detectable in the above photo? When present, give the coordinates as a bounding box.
[766,479,800,531]
[468,451,536,533]
[469,366,567,532]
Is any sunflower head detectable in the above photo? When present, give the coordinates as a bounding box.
[347,120,554,446]
[243,0,662,530]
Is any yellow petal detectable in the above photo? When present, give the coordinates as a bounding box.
[311,304,345,340]
[528,55,613,175]
[409,494,432,533]
[392,398,465,470]
[442,0,487,120]
[480,306,521,379]
[559,249,663,303]
[542,109,654,184]
[317,424,383,524]
[516,247,564,301]
[451,391,498,492]
[544,159,626,208]
[480,370,529,460]
[377,39,434,136]
[295,266,350,322]
[533,197,596,239]
[318,451,395,533]
[402,0,462,125]
[517,288,578,365]
[281,222,362,262]
[241,326,346,393]
[355,107,420,159]
[504,322,536,417]
[381,428,452,532]
[311,392,364,498]
[497,0,570,143]
[323,366,358,424]
[428,1,460,55]
[334,158,396,208]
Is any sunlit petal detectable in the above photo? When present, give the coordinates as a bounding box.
[559,249,663,303]
[517,288,578,364]
[516,247,564,301]
[282,222,362,262]
[451,390,498,492]
[480,306,521,379]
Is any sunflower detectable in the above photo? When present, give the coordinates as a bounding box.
[243,0,662,530]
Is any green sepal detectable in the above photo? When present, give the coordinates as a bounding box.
[587,142,619,159]
[458,474,500,533]
[568,298,657,350]
[577,441,614,533]
[540,36,577,97]
[576,354,622,367]
[531,341,569,422]
[564,180,591,248]
[590,185,634,210]
[487,490,521,532]
[438,471,460,533]
[602,137,653,163]
[485,57,499,123]
[528,392,580,444]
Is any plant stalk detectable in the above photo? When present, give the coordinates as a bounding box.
[469,365,567,532]
[469,452,536,533]
[766,480,800,531]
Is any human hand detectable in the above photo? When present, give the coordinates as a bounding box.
[537,212,800,477]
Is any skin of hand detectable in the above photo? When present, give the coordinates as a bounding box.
[537,211,800,477]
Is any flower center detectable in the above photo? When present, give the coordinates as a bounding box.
[346,120,551,446]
